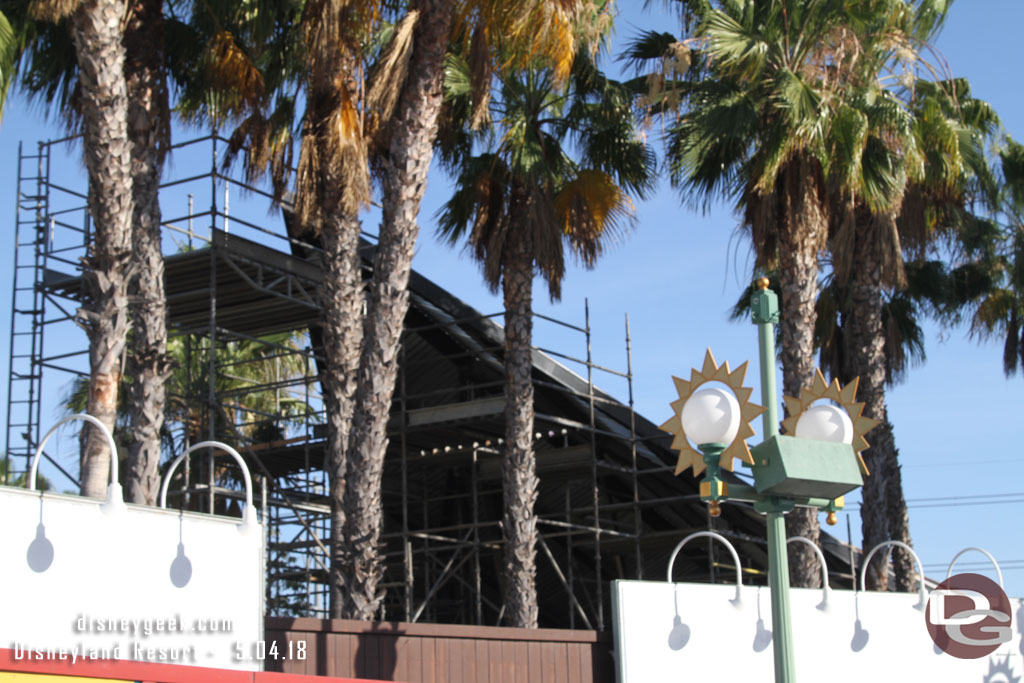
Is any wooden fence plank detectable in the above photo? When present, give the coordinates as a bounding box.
[541,642,557,682]
[460,637,475,683]
[512,640,529,683]
[488,638,503,683]
[419,634,434,683]
[567,642,583,683]
[527,642,541,682]
[552,642,568,683]
[471,638,486,683]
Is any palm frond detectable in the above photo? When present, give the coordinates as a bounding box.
[28,0,79,23]
[365,9,418,139]
[555,168,634,269]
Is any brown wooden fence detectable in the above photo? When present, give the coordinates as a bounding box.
[265,617,615,683]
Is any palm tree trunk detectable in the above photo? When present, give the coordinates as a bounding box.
[885,438,916,592]
[777,158,826,588]
[320,212,364,619]
[70,0,135,498]
[123,0,170,505]
[844,218,899,591]
[339,0,454,620]
[500,210,540,629]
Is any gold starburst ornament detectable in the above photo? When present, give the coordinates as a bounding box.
[660,349,766,477]
[781,369,879,475]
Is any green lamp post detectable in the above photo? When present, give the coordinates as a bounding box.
[661,278,878,683]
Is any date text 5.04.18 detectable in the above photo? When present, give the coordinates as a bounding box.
[233,640,307,661]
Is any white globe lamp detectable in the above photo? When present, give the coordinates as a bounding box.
[794,404,854,445]
[680,387,742,446]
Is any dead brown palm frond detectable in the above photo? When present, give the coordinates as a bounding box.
[832,206,907,290]
[29,0,81,23]
[453,0,588,89]
[204,29,266,119]
[877,212,907,288]
[467,24,492,131]
[1003,308,1020,375]
[296,83,369,228]
[365,9,419,140]
[745,189,780,271]
[268,133,294,206]
[518,3,575,86]
[528,184,565,300]
[327,92,370,212]
[555,169,635,269]
[468,170,510,291]
[225,111,271,183]
[295,126,323,232]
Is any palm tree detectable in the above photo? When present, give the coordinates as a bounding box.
[656,0,895,587]
[840,73,998,590]
[9,0,285,504]
[970,138,1024,378]
[643,0,964,588]
[28,0,135,499]
[342,0,613,623]
[62,330,316,466]
[437,51,655,627]
[121,0,172,505]
[1,454,52,490]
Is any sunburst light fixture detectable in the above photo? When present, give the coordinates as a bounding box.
[780,369,879,476]
[660,349,766,477]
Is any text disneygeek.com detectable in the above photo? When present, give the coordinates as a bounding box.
[73,614,233,636]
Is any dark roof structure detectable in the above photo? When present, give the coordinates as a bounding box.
[144,229,860,630]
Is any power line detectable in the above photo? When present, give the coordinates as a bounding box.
[906,491,1024,503]
[849,491,1024,509]
[905,458,1024,468]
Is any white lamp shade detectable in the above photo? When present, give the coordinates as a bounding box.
[680,387,741,446]
[794,404,854,444]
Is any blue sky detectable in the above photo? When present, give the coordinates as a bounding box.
[0,2,1020,597]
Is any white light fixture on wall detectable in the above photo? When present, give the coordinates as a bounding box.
[28,413,125,514]
[160,440,259,533]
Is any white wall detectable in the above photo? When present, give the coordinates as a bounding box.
[0,485,264,671]
[613,580,1023,682]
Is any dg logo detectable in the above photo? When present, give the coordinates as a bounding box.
[926,573,1013,659]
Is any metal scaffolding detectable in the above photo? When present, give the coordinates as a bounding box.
[6,132,813,632]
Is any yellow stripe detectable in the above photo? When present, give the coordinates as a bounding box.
[0,673,127,683]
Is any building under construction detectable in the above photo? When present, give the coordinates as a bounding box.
[5,133,860,632]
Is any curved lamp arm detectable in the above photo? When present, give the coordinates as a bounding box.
[859,540,927,610]
[28,414,123,509]
[667,531,743,605]
[787,536,831,610]
[945,547,1004,588]
[159,441,256,528]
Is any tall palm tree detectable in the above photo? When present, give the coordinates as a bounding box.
[10,0,284,504]
[339,0,604,623]
[658,0,898,587]
[28,0,135,499]
[437,51,655,627]
[840,74,998,590]
[122,0,172,505]
[643,0,960,588]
